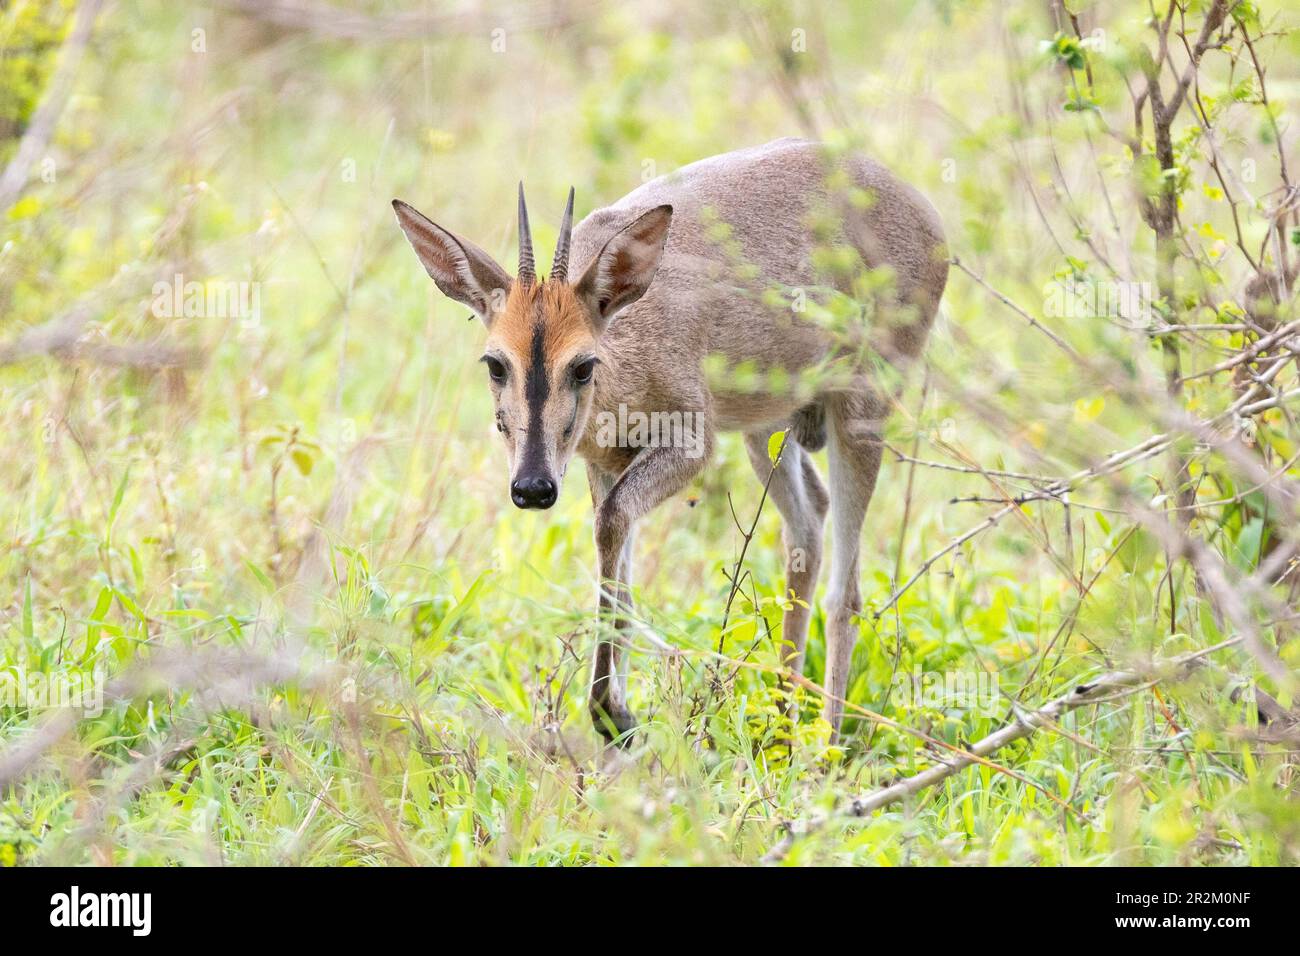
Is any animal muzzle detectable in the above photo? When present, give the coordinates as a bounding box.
[511,474,557,510]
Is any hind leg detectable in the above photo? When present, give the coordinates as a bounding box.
[822,389,886,742]
[743,431,828,689]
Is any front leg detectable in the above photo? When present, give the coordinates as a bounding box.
[587,466,635,741]
[588,433,712,744]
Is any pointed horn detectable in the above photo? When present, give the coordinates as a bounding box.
[552,186,575,283]
[517,182,535,284]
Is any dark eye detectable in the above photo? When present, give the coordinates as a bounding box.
[572,358,597,386]
[483,356,507,384]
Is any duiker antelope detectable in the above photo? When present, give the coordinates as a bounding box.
[393,137,947,745]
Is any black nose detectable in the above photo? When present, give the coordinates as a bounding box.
[511,476,557,510]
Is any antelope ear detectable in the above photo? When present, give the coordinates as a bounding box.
[574,205,672,332]
[392,199,511,324]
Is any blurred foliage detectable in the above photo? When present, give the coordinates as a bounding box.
[0,0,74,151]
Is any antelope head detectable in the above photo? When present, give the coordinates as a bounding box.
[392,185,672,509]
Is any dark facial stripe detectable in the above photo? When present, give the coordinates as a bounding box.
[525,322,550,409]
[519,322,551,475]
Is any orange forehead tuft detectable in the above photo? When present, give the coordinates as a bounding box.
[491,280,595,362]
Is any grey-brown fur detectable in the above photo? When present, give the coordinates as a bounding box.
[393,137,948,745]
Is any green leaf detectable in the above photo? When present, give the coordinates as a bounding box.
[21,575,34,641]
[104,465,132,547]
[83,585,114,661]
[6,196,41,220]
[429,570,494,648]
[767,429,788,466]
[1040,33,1086,71]
[112,587,147,623]
[245,559,275,593]
[290,447,314,476]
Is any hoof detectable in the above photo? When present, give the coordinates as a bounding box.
[590,703,637,747]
